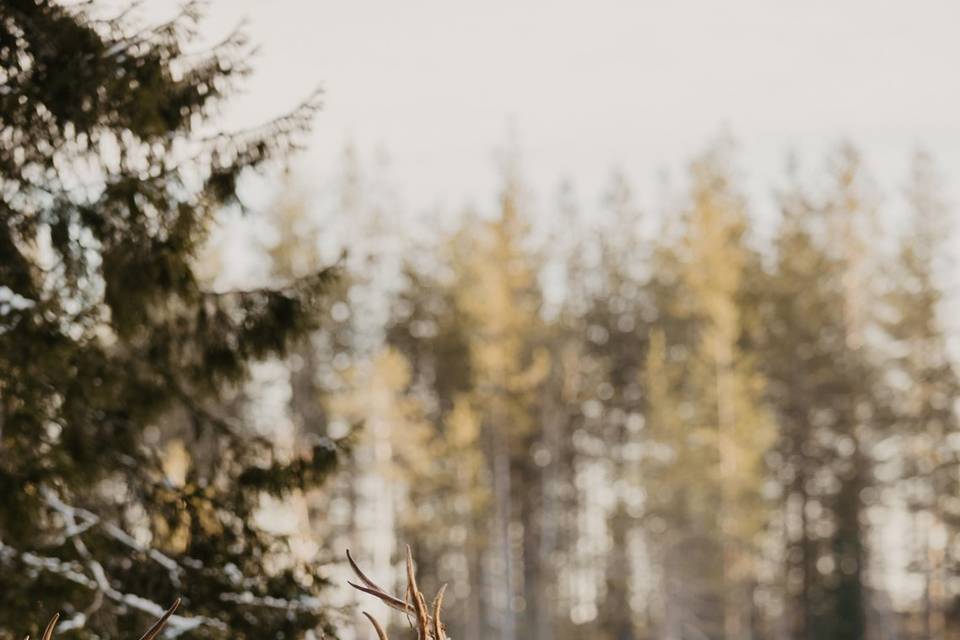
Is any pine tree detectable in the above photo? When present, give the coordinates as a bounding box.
[576,172,650,640]
[819,146,884,640]
[757,147,886,640]
[385,264,487,640]
[642,142,773,639]
[448,167,549,640]
[0,2,337,637]
[883,152,960,639]
[682,144,773,639]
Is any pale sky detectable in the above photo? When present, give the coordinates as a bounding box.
[163,0,960,215]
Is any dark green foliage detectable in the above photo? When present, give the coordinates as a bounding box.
[0,1,336,637]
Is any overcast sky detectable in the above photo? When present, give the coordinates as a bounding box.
[158,0,960,216]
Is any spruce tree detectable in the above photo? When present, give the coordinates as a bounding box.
[448,170,548,640]
[0,2,337,637]
[642,142,773,639]
[884,152,960,639]
[758,148,886,640]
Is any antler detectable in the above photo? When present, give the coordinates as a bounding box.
[137,598,181,640]
[28,599,180,640]
[347,545,448,640]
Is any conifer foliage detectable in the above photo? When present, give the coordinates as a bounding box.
[0,1,336,637]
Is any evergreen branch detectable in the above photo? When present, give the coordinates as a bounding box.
[42,489,187,587]
[218,591,324,612]
[0,542,224,637]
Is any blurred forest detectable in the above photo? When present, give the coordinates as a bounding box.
[257,140,960,640]
[3,3,960,640]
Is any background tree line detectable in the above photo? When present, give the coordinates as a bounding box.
[262,140,960,640]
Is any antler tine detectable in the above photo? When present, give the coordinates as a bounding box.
[347,549,390,594]
[348,581,416,614]
[362,612,390,640]
[40,613,59,640]
[349,547,447,640]
[416,593,431,640]
[348,548,421,617]
[405,545,431,640]
[431,584,447,640]
[137,598,181,640]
